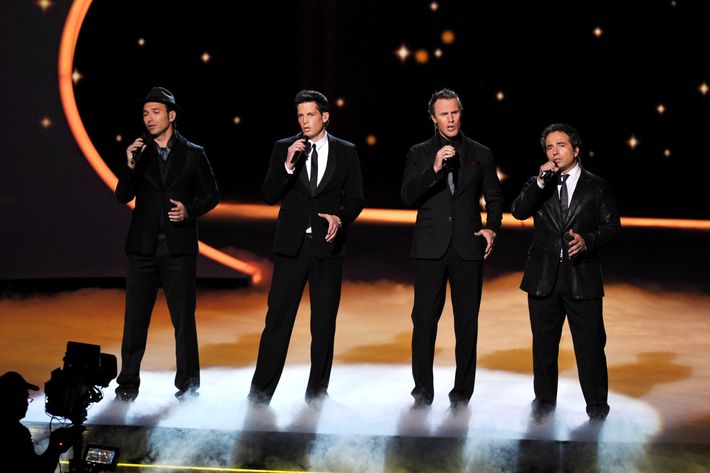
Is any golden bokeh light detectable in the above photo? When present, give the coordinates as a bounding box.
[396,44,411,62]
[441,30,455,45]
[36,0,53,12]
[627,135,639,150]
[415,49,429,64]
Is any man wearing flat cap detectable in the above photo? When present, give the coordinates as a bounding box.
[0,371,80,472]
[115,87,219,401]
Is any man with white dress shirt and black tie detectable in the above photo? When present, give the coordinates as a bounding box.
[248,90,364,405]
[512,123,621,422]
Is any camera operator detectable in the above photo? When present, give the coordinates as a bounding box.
[0,371,81,473]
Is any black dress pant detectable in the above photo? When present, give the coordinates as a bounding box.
[116,239,199,393]
[250,235,343,402]
[528,261,609,411]
[411,244,483,404]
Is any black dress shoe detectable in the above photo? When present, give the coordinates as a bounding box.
[531,398,555,421]
[587,404,610,423]
[411,396,433,411]
[115,389,138,402]
[305,391,328,408]
[247,390,271,406]
[175,386,199,401]
[449,399,469,411]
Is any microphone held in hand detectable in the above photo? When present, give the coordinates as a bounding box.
[442,147,458,173]
[291,132,309,166]
[131,132,150,164]
[539,169,556,183]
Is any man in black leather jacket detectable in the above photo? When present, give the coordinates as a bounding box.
[512,123,620,422]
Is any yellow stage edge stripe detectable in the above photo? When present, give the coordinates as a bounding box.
[59,460,331,473]
[209,204,710,231]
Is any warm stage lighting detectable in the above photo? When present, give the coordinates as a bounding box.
[657,103,665,114]
[496,91,505,101]
[700,82,709,96]
[40,116,52,128]
[201,52,211,63]
[593,27,603,38]
[366,134,377,146]
[59,460,327,472]
[137,38,145,47]
[395,44,410,62]
[71,69,82,84]
[441,30,455,45]
[233,116,241,125]
[210,204,710,231]
[414,49,429,64]
[336,97,345,108]
[115,135,123,142]
[36,0,53,12]
[627,135,639,150]
[434,48,443,58]
[58,0,262,284]
[430,2,439,12]
[496,166,507,182]
[664,148,671,157]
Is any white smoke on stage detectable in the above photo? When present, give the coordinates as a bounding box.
[7,271,710,471]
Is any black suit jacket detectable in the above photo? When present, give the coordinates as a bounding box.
[261,133,364,258]
[401,132,504,260]
[511,167,621,299]
[115,131,219,255]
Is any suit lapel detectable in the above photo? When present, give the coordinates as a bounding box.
[452,138,469,196]
[145,152,163,189]
[565,168,589,226]
[163,136,187,188]
[314,135,337,195]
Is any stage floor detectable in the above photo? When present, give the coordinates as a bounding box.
[4,271,710,471]
[2,221,710,472]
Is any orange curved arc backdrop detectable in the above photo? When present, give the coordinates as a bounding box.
[58,0,262,284]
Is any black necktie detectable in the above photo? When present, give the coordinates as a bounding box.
[559,174,569,220]
[309,142,318,193]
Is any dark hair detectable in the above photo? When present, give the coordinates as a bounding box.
[295,90,329,113]
[428,88,463,116]
[540,123,583,154]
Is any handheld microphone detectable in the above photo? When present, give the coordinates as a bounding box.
[539,168,557,183]
[441,140,458,173]
[131,132,150,164]
[291,132,309,166]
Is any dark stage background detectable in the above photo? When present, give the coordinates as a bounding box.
[1,0,709,280]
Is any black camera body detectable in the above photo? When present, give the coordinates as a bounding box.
[45,341,117,425]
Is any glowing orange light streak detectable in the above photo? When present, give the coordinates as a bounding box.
[60,460,330,472]
[209,204,710,231]
[58,0,261,283]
